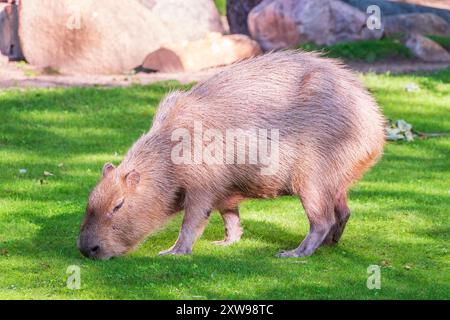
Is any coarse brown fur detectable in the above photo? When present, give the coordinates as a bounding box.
[78,50,385,259]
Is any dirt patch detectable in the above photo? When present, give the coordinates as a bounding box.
[0,59,449,89]
[347,60,450,74]
[0,61,216,89]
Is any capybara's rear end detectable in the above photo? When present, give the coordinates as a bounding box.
[78,51,385,259]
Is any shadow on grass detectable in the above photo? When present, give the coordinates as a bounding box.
[0,86,165,158]
[2,197,448,299]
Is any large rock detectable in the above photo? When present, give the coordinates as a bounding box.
[226,0,263,35]
[18,0,223,74]
[141,32,262,73]
[384,13,450,36]
[405,33,450,62]
[138,0,224,42]
[248,0,381,51]
[397,0,450,11]
[342,0,450,25]
[0,54,7,65]
[0,2,23,60]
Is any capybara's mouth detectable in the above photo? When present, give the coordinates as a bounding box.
[80,252,114,260]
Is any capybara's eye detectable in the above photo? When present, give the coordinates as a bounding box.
[113,199,124,213]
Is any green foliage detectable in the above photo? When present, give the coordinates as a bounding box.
[0,70,449,299]
[298,38,413,62]
[214,0,226,16]
[427,35,450,51]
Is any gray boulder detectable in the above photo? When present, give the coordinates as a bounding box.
[384,13,450,36]
[342,0,450,25]
[141,33,262,73]
[18,0,224,74]
[138,0,224,43]
[405,33,450,62]
[0,2,23,61]
[248,0,382,51]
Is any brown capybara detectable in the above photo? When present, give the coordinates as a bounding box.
[78,50,385,260]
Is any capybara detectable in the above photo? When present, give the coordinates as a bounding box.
[78,50,385,259]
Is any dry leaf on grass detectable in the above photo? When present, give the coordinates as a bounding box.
[385,119,416,141]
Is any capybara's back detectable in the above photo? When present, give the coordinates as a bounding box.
[79,51,385,259]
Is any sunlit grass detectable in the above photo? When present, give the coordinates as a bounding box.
[298,37,413,62]
[0,70,449,299]
[214,0,226,16]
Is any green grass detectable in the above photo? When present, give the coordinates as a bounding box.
[214,0,226,16]
[0,70,449,299]
[299,38,413,62]
[428,35,450,51]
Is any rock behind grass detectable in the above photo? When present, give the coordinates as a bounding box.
[405,33,450,62]
[18,0,223,75]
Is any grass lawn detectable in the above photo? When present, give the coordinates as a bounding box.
[214,0,226,16]
[428,35,450,52]
[298,37,413,62]
[0,70,449,299]
[298,35,450,63]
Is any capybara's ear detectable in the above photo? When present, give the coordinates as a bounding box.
[102,163,115,177]
[125,170,140,189]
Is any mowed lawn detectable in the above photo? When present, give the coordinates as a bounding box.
[0,70,449,299]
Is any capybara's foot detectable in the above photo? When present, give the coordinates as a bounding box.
[321,236,338,246]
[276,248,313,258]
[211,238,240,246]
[217,209,243,247]
[158,246,192,256]
[277,222,332,258]
[212,227,242,246]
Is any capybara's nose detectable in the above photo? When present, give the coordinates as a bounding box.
[89,245,100,255]
[78,240,101,259]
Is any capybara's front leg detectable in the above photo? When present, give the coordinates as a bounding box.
[212,207,243,246]
[277,191,335,258]
[159,203,211,256]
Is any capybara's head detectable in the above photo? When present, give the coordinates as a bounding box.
[78,162,157,259]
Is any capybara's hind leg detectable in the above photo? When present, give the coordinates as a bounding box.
[212,207,243,246]
[323,190,351,245]
[277,189,335,258]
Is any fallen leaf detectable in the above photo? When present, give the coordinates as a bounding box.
[397,119,412,132]
[405,130,414,142]
[40,263,51,269]
[381,260,391,267]
[385,119,416,141]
